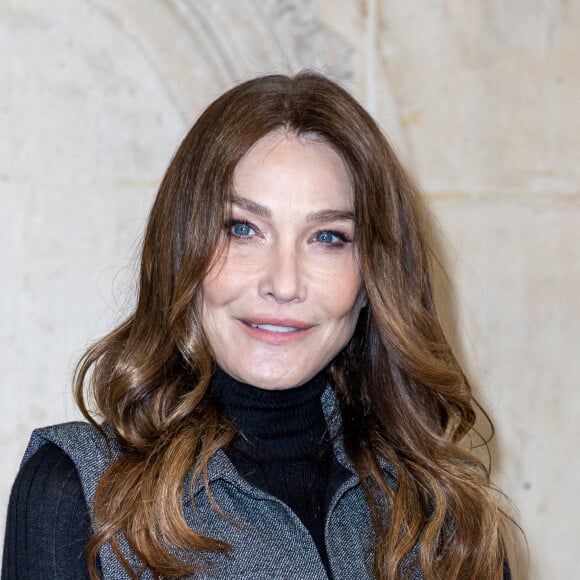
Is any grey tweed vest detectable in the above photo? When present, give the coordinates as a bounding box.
[23,387,421,579]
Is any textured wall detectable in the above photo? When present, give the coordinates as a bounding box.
[1,1,579,577]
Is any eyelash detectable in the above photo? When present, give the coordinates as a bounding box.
[313,230,351,246]
[225,219,353,247]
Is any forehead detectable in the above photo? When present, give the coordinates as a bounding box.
[232,131,354,210]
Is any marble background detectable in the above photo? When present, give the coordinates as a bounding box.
[1,1,579,577]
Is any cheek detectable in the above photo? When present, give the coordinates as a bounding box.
[201,258,246,309]
[202,244,267,305]
[315,259,364,318]
[201,275,225,309]
[200,271,238,357]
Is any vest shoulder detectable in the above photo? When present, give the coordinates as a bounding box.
[22,421,121,506]
[24,421,119,463]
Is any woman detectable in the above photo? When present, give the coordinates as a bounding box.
[3,72,513,579]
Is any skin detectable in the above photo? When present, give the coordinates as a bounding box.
[200,130,367,390]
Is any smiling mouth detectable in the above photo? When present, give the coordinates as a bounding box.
[248,323,300,333]
[240,319,314,343]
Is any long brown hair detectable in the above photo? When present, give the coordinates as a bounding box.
[76,72,513,579]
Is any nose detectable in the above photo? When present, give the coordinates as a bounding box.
[258,241,307,304]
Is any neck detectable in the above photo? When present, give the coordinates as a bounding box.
[209,367,330,462]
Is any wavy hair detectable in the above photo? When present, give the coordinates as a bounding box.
[75,72,513,579]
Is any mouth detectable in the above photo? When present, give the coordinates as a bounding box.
[239,318,314,344]
[247,323,300,333]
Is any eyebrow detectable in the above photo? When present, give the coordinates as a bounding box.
[306,209,356,223]
[230,195,356,223]
[230,196,271,218]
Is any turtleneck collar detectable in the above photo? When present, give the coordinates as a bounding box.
[209,367,330,462]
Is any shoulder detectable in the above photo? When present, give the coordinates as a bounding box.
[4,442,92,579]
[22,421,122,508]
[11,441,85,510]
[24,421,119,464]
[19,439,79,481]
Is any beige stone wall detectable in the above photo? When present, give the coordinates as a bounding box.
[1,1,578,577]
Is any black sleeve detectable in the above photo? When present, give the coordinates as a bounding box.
[2,442,92,580]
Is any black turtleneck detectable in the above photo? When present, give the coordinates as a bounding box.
[209,367,334,576]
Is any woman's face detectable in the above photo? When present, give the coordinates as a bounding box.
[200,131,366,390]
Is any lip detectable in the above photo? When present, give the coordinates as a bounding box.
[238,317,315,345]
